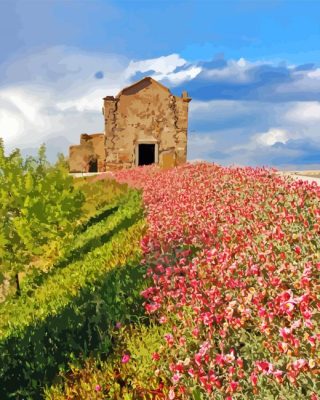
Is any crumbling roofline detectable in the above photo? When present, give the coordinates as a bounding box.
[102,77,171,100]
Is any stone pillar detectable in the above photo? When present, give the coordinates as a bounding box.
[176,91,191,165]
[103,96,118,164]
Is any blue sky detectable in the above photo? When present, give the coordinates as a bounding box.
[1,0,320,169]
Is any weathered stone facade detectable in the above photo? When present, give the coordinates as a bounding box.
[69,76,191,172]
[69,133,105,173]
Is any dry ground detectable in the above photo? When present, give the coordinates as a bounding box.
[287,170,320,178]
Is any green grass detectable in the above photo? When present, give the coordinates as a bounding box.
[0,181,148,399]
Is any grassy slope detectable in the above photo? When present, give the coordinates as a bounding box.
[0,178,149,399]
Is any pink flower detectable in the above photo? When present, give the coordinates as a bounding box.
[172,373,181,384]
[292,358,307,371]
[194,353,202,366]
[255,360,274,374]
[164,333,174,346]
[229,381,239,392]
[278,341,288,353]
[121,353,130,363]
[305,319,314,329]
[273,370,284,383]
[258,307,267,317]
[279,326,292,339]
[225,350,236,363]
[192,327,199,337]
[302,309,313,319]
[287,370,298,383]
[199,340,211,356]
[169,388,175,399]
[179,336,186,346]
[250,372,258,386]
[95,384,101,392]
[215,354,225,366]
[236,358,244,368]
[291,319,301,329]
[112,163,320,397]
[145,302,161,313]
[282,302,295,313]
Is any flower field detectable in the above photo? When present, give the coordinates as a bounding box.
[48,162,320,399]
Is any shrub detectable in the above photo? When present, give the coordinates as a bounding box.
[0,189,147,399]
[0,142,84,295]
[45,323,168,399]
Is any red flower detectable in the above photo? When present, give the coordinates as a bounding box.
[295,245,302,255]
[152,352,160,361]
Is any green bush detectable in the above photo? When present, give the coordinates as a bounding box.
[0,189,148,399]
[18,178,129,297]
[20,194,127,296]
[45,323,168,400]
[74,177,129,221]
[0,142,85,294]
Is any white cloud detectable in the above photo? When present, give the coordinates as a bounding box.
[276,68,320,94]
[125,54,186,77]
[284,101,320,123]
[0,85,55,145]
[189,99,259,120]
[158,66,202,85]
[0,108,24,144]
[124,53,202,86]
[1,46,320,169]
[57,88,111,112]
[306,68,320,79]
[0,47,197,153]
[187,133,216,160]
[255,128,290,146]
[201,57,260,83]
[229,128,299,156]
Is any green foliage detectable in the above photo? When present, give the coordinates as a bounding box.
[45,323,167,400]
[0,142,84,292]
[21,176,129,291]
[54,153,69,170]
[20,195,127,296]
[75,176,129,221]
[0,188,147,399]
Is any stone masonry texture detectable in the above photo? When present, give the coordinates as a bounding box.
[69,76,191,172]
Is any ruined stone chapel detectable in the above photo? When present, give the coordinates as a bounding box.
[69,76,191,172]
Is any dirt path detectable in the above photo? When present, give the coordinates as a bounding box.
[277,171,320,186]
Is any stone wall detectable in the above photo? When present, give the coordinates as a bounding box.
[103,77,191,170]
[69,133,105,173]
[69,77,191,172]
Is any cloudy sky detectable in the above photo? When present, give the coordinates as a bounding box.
[1,0,320,169]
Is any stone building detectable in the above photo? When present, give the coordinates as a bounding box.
[69,76,191,172]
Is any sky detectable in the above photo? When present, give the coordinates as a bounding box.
[1,0,320,169]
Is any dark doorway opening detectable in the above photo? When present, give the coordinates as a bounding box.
[88,158,98,172]
[138,144,155,166]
